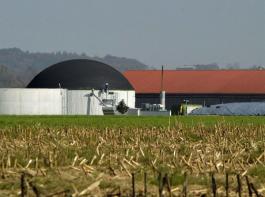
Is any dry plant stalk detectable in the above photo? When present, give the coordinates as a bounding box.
[0,122,265,195]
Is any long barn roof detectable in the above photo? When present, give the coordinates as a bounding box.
[123,70,265,94]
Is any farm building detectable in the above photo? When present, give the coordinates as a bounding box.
[0,59,135,115]
[123,70,265,112]
[1,60,265,116]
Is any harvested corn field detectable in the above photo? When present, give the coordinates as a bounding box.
[0,116,265,196]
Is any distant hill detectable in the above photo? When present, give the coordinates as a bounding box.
[0,48,149,88]
[0,64,25,87]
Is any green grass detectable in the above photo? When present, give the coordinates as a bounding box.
[0,115,264,129]
[249,165,265,182]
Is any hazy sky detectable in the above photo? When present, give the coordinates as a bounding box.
[0,0,264,68]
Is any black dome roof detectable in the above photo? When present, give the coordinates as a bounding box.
[27,59,134,90]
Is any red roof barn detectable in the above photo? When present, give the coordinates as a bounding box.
[124,70,265,94]
[123,70,265,110]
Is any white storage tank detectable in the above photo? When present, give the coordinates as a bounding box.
[0,59,135,115]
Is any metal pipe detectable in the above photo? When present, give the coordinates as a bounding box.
[160,91,165,110]
[160,65,165,110]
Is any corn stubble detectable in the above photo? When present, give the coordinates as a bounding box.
[0,123,265,196]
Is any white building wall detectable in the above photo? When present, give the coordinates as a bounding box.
[111,90,135,108]
[67,90,135,115]
[87,92,104,115]
[67,90,104,115]
[67,90,88,115]
[0,89,65,115]
[0,89,135,115]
